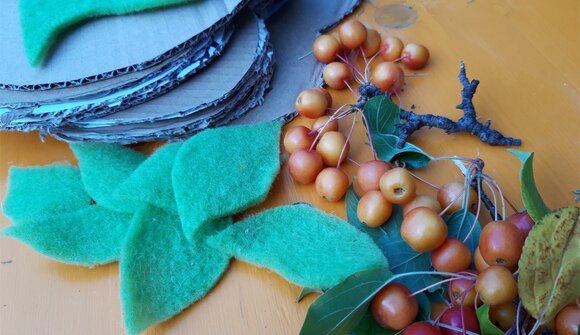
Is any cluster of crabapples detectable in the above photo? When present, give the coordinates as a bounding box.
[361,175,579,334]
[314,19,430,93]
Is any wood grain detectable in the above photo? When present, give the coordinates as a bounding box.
[1,1,578,334]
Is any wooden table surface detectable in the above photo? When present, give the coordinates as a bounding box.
[1,1,578,334]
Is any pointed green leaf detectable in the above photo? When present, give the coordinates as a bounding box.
[476,304,505,335]
[2,165,91,222]
[346,189,440,293]
[297,287,323,302]
[508,149,550,222]
[1,206,132,266]
[114,143,182,213]
[173,121,282,238]
[445,211,482,254]
[300,268,393,335]
[372,134,431,169]
[120,205,231,335]
[518,206,580,324]
[71,143,146,213]
[208,204,388,290]
[350,309,398,335]
[362,96,401,135]
[20,0,194,65]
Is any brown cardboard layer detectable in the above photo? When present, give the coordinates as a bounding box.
[0,0,243,89]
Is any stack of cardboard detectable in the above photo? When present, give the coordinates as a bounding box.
[0,0,360,143]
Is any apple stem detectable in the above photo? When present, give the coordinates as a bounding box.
[463,176,482,243]
[358,108,378,160]
[337,112,357,169]
[407,170,441,190]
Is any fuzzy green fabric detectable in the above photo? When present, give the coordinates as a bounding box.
[1,206,132,265]
[208,205,388,289]
[71,143,146,213]
[120,205,231,335]
[20,0,196,66]
[173,121,282,239]
[114,143,181,213]
[2,165,92,222]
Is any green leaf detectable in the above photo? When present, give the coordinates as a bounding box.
[114,143,182,213]
[2,165,92,222]
[508,149,550,222]
[300,268,393,335]
[345,189,441,294]
[518,206,580,324]
[71,143,146,213]
[372,134,431,169]
[362,96,401,135]
[445,211,482,254]
[207,204,388,290]
[1,206,132,266]
[350,310,398,335]
[476,305,504,335]
[297,287,323,302]
[120,205,231,335]
[173,121,282,239]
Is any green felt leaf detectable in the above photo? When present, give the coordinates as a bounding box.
[300,268,393,335]
[120,205,231,335]
[21,0,196,66]
[372,134,431,169]
[115,143,181,213]
[1,206,132,266]
[2,165,92,222]
[173,121,282,239]
[508,150,550,222]
[71,143,146,213]
[518,206,580,324]
[346,189,440,293]
[297,287,323,302]
[476,305,504,335]
[445,211,482,254]
[208,204,388,290]
[362,96,401,135]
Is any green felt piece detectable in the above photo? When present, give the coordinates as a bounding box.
[115,143,181,213]
[208,204,388,290]
[1,206,132,266]
[71,143,146,213]
[120,205,231,335]
[2,165,92,222]
[20,0,195,66]
[173,121,282,239]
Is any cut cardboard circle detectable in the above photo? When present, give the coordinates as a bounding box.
[0,0,244,89]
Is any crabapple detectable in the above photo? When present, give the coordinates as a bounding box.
[283,126,315,154]
[323,62,353,89]
[288,149,323,184]
[431,238,472,273]
[338,19,367,49]
[371,283,418,330]
[371,62,404,93]
[315,167,349,202]
[403,194,442,216]
[357,190,393,227]
[475,265,518,305]
[357,160,392,193]
[401,43,430,70]
[295,89,329,119]
[315,131,349,166]
[313,34,340,63]
[380,36,404,61]
[479,220,524,269]
[379,167,416,204]
[401,207,448,252]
